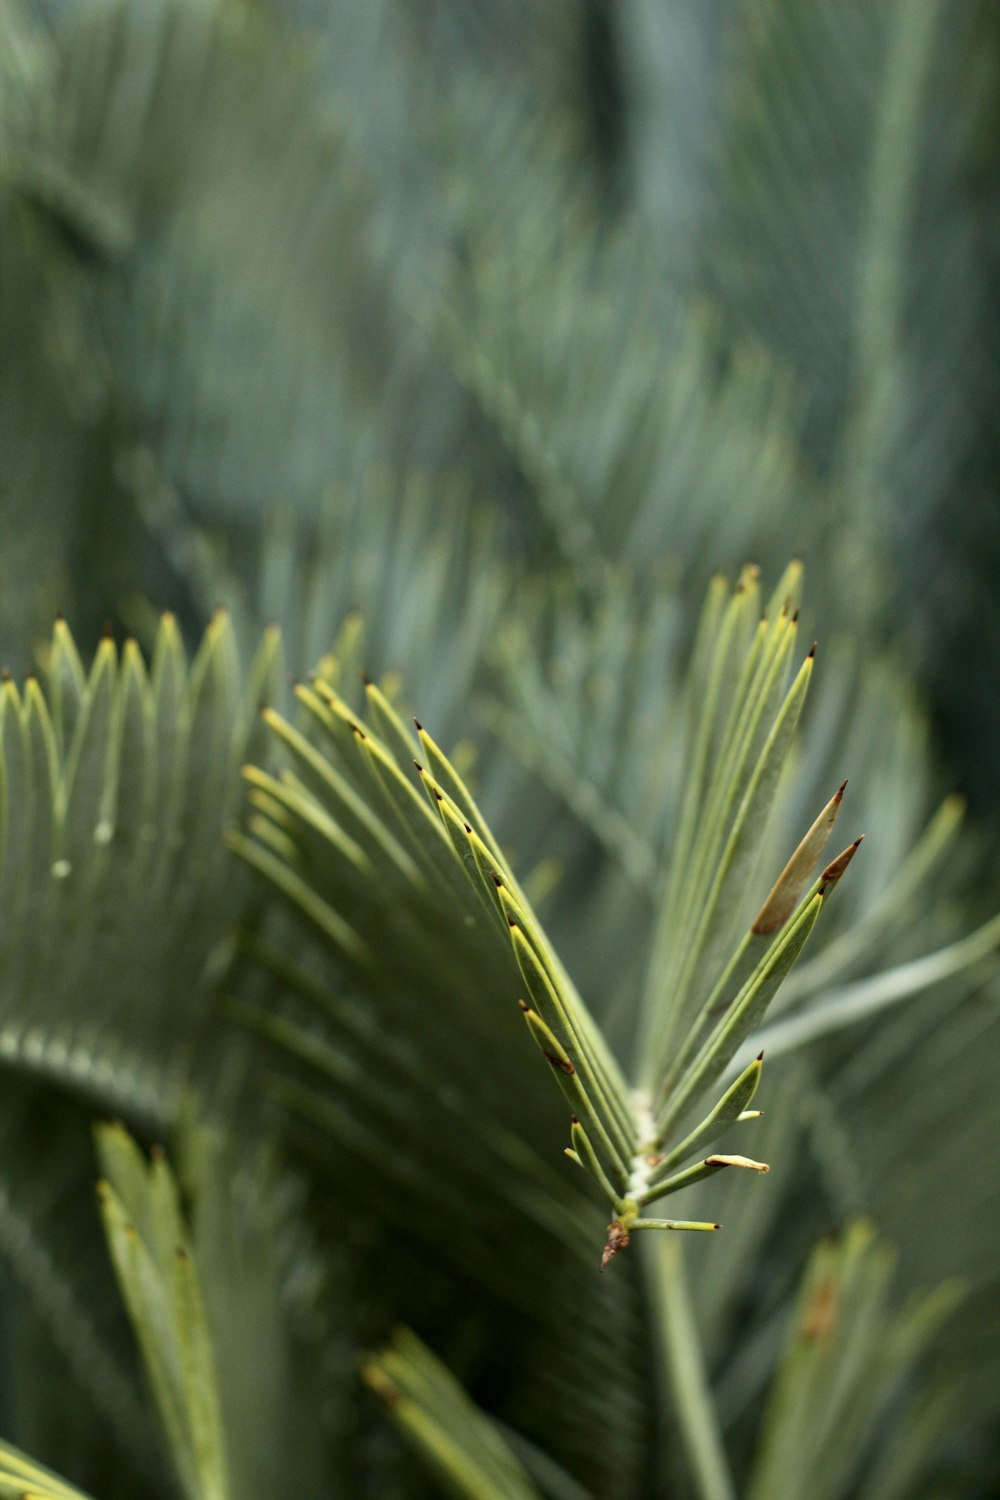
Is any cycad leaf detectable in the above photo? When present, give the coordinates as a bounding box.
[0,613,281,1116]
[747,1220,961,1500]
[364,1329,545,1500]
[0,1439,98,1500]
[236,566,852,1270]
[96,1124,231,1500]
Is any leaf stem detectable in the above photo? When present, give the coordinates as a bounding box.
[647,1235,735,1500]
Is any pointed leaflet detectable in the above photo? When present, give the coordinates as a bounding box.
[0,1439,97,1499]
[638,571,813,1082]
[96,1125,232,1500]
[647,1052,765,1179]
[659,786,853,1097]
[643,643,815,1095]
[753,781,847,934]
[364,1329,543,1500]
[658,891,824,1137]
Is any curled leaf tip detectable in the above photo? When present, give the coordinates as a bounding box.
[707,1154,769,1173]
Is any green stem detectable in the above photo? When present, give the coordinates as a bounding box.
[647,1235,735,1500]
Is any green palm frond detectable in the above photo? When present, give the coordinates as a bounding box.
[0,612,280,1115]
[0,1439,97,1500]
[232,565,858,1272]
[364,1329,544,1500]
[95,1121,323,1500]
[747,1221,961,1500]
[96,1123,231,1500]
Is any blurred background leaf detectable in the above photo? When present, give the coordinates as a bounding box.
[0,0,998,1497]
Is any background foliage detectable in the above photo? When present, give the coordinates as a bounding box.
[0,1,998,1497]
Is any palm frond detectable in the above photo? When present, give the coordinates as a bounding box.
[364,1329,545,1500]
[0,1439,98,1500]
[96,1123,232,1500]
[0,612,280,1115]
[233,565,858,1275]
[746,1220,961,1500]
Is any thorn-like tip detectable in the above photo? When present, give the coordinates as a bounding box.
[837,779,848,797]
[413,760,424,773]
[791,607,800,624]
[413,718,423,732]
[517,998,529,1011]
[464,823,472,834]
[361,671,372,686]
[491,873,504,888]
[570,1115,580,1126]
[807,641,817,658]
[756,1050,765,1062]
[432,788,443,801]
[507,915,517,928]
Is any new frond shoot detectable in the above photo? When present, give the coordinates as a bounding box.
[240,567,861,1269]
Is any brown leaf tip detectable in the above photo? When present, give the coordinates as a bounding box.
[543,1050,576,1076]
[517,998,530,1011]
[819,834,864,889]
[601,1220,630,1272]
